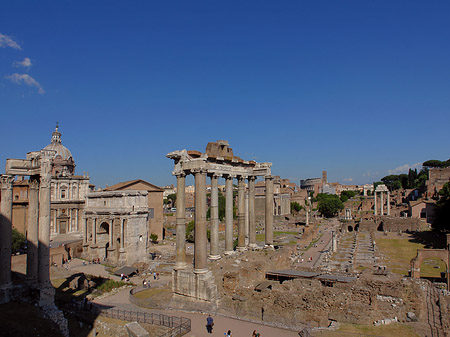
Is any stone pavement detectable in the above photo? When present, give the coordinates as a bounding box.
[93,286,300,337]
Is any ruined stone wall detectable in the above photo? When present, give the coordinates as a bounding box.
[359,216,422,232]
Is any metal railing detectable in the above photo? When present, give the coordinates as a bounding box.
[66,302,191,337]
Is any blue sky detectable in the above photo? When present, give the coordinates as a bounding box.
[1,1,449,188]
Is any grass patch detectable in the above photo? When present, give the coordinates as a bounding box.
[256,233,265,242]
[376,236,425,275]
[97,279,126,292]
[314,322,419,337]
[420,257,447,277]
[274,231,297,235]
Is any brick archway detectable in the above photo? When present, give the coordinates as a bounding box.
[411,249,449,289]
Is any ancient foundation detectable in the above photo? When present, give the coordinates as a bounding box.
[172,268,217,302]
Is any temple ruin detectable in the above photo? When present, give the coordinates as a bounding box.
[167,140,273,301]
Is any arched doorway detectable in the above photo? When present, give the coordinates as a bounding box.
[347,225,353,232]
[377,222,384,232]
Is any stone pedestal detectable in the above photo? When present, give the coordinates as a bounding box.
[38,285,55,307]
[172,268,218,302]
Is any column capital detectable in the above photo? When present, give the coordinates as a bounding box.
[1,175,14,189]
[247,175,257,182]
[208,172,221,179]
[264,175,273,180]
[237,175,246,182]
[175,171,187,178]
[29,175,40,190]
[224,174,236,180]
[191,168,207,175]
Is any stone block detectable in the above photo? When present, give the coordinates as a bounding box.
[172,268,217,302]
[125,322,149,337]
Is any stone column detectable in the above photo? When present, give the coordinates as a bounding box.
[109,218,114,249]
[92,218,97,245]
[120,219,125,249]
[237,176,246,251]
[38,150,53,288]
[374,192,378,215]
[245,191,249,246]
[82,217,88,245]
[209,174,220,260]
[76,208,79,232]
[0,175,14,289]
[387,191,391,216]
[380,192,384,216]
[265,175,274,247]
[27,176,40,284]
[248,176,256,248]
[175,172,187,269]
[224,175,234,254]
[194,170,207,273]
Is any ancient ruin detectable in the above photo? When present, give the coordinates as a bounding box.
[167,140,273,301]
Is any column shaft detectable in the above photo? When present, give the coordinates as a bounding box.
[248,177,256,247]
[27,176,39,283]
[209,175,220,259]
[92,219,97,244]
[121,219,125,249]
[175,173,187,269]
[225,176,234,254]
[387,192,391,216]
[83,218,88,245]
[194,170,207,273]
[109,219,114,249]
[38,158,52,287]
[265,176,274,246]
[374,192,378,215]
[0,175,14,288]
[380,192,384,215]
[237,176,246,250]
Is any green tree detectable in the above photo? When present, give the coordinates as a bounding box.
[290,201,302,213]
[423,160,445,168]
[164,193,176,206]
[317,194,344,218]
[381,175,402,191]
[340,190,357,202]
[150,233,158,243]
[12,228,26,254]
[186,220,195,242]
[432,182,450,232]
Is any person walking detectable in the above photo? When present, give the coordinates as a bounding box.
[206,314,214,333]
[225,330,232,337]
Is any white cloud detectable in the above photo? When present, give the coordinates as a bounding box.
[343,177,353,182]
[6,73,45,94]
[0,33,21,50]
[15,57,32,68]
[388,162,422,175]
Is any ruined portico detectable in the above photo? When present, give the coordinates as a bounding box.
[167,140,273,301]
[1,150,55,305]
[374,184,390,216]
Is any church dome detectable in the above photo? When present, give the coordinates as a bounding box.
[43,124,75,176]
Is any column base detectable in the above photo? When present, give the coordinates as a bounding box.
[38,286,55,307]
[174,262,188,270]
[194,268,208,274]
[172,268,217,302]
[248,243,259,250]
[236,246,247,252]
[264,244,275,250]
[208,254,221,261]
[224,250,234,256]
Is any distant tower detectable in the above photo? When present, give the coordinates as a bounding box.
[322,171,327,185]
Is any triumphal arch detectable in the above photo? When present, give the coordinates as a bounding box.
[167,140,273,301]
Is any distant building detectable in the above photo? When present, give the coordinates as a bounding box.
[104,179,164,240]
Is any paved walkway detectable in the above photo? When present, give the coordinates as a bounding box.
[93,286,300,337]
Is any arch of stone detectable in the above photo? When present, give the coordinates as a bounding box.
[167,141,274,301]
[1,149,55,305]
